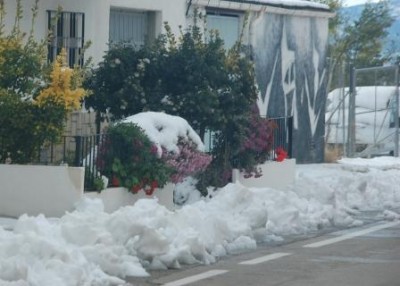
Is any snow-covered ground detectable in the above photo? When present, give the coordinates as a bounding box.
[1,157,400,286]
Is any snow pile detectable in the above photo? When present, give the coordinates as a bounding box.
[122,112,205,156]
[294,157,400,212]
[173,177,202,206]
[1,157,400,285]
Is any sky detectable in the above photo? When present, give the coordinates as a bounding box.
[0,112,400,285]
[342,0,380,7]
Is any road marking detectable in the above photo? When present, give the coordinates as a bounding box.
[163,270,229,286]
[303,221,400,248]
[312,255,395,264]
[239,252,292,265]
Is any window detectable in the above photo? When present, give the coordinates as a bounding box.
[109,8,156,48]
[206,10,241,50]
[47,11,85,67]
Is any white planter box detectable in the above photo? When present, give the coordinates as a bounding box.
[0,164,174,218]
[0,164,84,217]
[232,159,296,190]
[84,183,175,213]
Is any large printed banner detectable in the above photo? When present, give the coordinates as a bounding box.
[252,14,329,163]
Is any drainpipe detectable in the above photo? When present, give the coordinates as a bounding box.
[186,0,193,16]
[248,6,267,47]
[394,65,399,157]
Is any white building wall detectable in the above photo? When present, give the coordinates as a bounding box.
[3,0,330,65]
[3,0,187,65]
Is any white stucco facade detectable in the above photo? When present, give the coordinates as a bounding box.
[3,0,331,65]
[3,0,187,64]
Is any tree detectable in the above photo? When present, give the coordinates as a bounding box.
[84,45,150,126]
[197,42,262,190]
[346,1,393,68]
[85,17,227,139]
[318,0,394,91]
[0,0,46,97]
[0,0,87,163]
[85,12,273,192]
[35,49,86,111]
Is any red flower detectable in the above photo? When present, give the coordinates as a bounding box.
[275,147,288,162]
[131,184,142,194]
[111,176,120,187]
[151,180,158,190]
[144,187,155,196]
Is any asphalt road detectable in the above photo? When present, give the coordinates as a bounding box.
[127,220,400,286]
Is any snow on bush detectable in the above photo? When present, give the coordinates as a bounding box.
[123,112,205,156]
[97,112,211,192]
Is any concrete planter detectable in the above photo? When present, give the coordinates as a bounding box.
[1,159,294,218]
[0,164,174,217]
[0,164,85,217]
[232,159,296,190]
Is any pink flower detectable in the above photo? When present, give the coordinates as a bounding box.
[162,142,212,183]
[150,144,158,155]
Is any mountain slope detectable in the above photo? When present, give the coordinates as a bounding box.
[341,0,400,56]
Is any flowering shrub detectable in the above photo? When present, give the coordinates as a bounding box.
[35,49,86,111]
[197,106,276,193]
[97,121,211,195]
[0,2,77,163]
[234,105,276,178]
[96,123,172,195]
[162,141,212,184]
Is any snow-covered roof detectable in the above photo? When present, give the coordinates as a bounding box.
[239,0,329,11]
[194,0,332,16]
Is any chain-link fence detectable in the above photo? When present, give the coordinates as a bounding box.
[326,64,400,158]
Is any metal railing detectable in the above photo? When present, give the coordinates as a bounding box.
[37,134,107,191]
[270,116,293,159]
[204,116,293,159]
[37,116,293,191]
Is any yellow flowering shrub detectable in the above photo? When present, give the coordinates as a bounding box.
[0,1,88,163]
[36,49,86,111]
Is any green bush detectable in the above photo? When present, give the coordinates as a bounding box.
[96,123,173,195]
[0,1,88,164]
[86,12,273,193]
[0,90,66,163]
[85,16,228,139]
